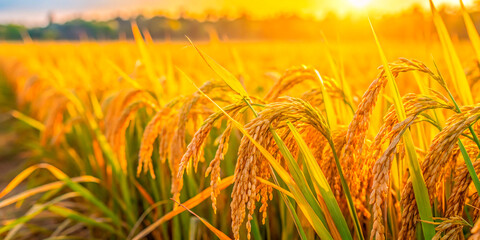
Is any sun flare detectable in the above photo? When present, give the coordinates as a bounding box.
[348,0,371,8]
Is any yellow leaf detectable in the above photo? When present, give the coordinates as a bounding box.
[460,0,480,63]
[133,176,235,240]
[172,198,232,240]
[315,70,337,129]
[430,0,473,105]
[186,36,249,99]
[0,176,99,208]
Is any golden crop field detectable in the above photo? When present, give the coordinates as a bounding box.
[2,2,480,240]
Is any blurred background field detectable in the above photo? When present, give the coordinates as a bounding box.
[1,39,477,97]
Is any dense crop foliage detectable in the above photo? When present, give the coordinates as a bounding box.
[2,2,480,239]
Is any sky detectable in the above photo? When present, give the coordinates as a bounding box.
[0,0,476,26]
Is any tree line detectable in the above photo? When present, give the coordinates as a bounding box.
[1,5,479,41]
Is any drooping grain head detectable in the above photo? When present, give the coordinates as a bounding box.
[368,93,453,239]
[400,104,480,239]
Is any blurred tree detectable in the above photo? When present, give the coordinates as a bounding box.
[0,7,478,41]
[0,24,26,40]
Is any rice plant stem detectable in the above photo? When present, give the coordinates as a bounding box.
[434,69,480,198]
[244,97,308,240]
[270,167,309,240]
[327,138,364,240]
[458,140,480,197]
[434,61,480,154]
[447,89,480,152]
[243,98,259,118]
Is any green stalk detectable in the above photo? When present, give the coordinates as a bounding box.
[458,140,480,197]
[272,168,309,240]
[431,62,480,198]
[244,98,310,240]
[85,112,136,227]
[48,205,117,235]
[268,128,333,239]
[440,72,480,151]
[370,18,435,239]
[287,121,358,239]
[251,215,262,240]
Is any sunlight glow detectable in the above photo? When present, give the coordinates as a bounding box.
[436,0,473,6]
[348,0,371,8]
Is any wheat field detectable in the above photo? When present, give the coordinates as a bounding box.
[2,2,480,240]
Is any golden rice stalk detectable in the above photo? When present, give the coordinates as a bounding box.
[471,193,480,224]
[105,89,159,142]
[432,216,468,240]
[300,125,329,169]
[342,63,398,197]
[445,143,480,218]
[440,142,480,238]
[177,101,246,178]
[110,101,150,173]
[103,90,128,134]
[369,93,453,239]
[300,86,345,109]
[205,121,233,214]
[105,89,165,174]
[158,112,178,163]
[137,107,171,178]
[343,58,450,205]
[17,76,44,108]
[176,101,247,203]
[366,93,450,172]
[264,65,343,102]
[40,96,69,146]
[170,95,204,175]
[369,115,417,240]
[230,97,331,240]
[230,118,270,240]
[170,81,232,166]
[31,88,61,120]
[169,81,229,164]
[400,104,480,239]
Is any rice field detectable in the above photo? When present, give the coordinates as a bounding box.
[2,3,480,240]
